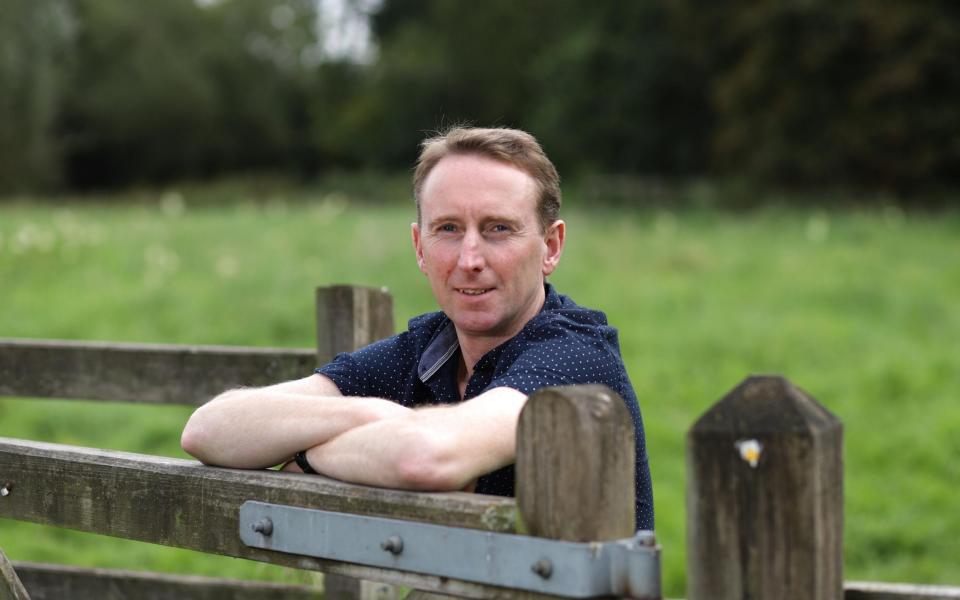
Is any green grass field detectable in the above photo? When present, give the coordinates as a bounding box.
[1,183,958,596]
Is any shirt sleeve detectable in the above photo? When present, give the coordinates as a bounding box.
[316,332,419,401]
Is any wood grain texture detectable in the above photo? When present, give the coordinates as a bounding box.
[0,549,31,600]
[0,438,533,598]
[13,561,322,600]
[314,285,396,600]
[686,375,843,600]
[315,285,394,365]
[406,591,460,600]
[0,338,315,405]
[515,385,636,542]
[324,574,398,600]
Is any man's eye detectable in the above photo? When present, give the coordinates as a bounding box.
[438,224,457,232]
[490,224,511,233]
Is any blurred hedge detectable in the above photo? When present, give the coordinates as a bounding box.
[2,0,958,198]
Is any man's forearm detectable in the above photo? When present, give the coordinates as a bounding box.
[302,387,527,490]
[181,374,412,468]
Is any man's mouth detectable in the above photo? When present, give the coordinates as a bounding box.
[456,288,493,296]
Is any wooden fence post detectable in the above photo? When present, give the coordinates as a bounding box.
[402,385,641,600]
[0,548,31,600]
[516,384,636,541]
[315,285,394,365]
[315,285,397,600]
[686,375,843,600]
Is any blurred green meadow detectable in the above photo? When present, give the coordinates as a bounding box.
[1,182,958,597]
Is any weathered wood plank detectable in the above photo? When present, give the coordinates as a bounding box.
[406,592,460,600]
[0,339,315,405]
[686,375,843,600]
[315,285,394,365]
[13,561,322,600]
[324,574,397,600]
[516,385,636,542]
[845,581,960,600]
[0,549,30,600]
[0,438,545,599]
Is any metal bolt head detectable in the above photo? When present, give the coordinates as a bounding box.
[531,558,553,579]
[635,530,656,547]
[381,535,403,555]
[252,518,273,536]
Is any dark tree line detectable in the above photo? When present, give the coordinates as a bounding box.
[2,0,958,198]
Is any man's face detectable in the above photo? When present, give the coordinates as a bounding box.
[412,154,564,346]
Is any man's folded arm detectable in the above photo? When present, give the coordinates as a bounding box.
[180,373,413,469]
[296,386,528,491]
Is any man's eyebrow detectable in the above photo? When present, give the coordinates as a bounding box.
[427,214,461,223]
[480,215,525,227]
[425,213,527,228]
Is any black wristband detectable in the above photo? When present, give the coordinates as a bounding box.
[294,450,317,474]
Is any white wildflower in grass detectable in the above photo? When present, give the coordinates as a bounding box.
[215,254,240,279]
[654,211,677,237]
[264,196,288,218]
[806,211,830,243]
[143,243,181,290]
[11,223,56,254]
[160,191,186,218]
[53,210,105,251]
[311,193,347,222]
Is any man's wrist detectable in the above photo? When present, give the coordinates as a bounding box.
[294,450,317,474]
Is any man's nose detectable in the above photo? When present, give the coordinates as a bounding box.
[457,232,486,272]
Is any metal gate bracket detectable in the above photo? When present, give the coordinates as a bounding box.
[239,501,660,598]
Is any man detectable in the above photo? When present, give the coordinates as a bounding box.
[181,127,653,530]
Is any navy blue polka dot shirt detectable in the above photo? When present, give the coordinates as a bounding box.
[317,283,654,531]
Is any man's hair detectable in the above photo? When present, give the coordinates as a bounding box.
[413,127,561,232]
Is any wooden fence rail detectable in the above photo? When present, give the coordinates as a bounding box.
[0,383,640,598]
[0,338,315,406]
[0,284,649,599]
[3,283,958,599]
[0,437,525,597]
[8,561,326,600]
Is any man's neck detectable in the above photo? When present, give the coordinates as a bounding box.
[454,283,549,392]
[457,334,510,380]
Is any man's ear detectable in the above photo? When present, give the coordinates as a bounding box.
[542,219,565,276]
[412,222,426,273]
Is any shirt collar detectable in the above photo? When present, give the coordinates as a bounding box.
[417,283,559,383]
[418,320,459,382]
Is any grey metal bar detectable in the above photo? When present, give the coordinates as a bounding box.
[239,501,660,599]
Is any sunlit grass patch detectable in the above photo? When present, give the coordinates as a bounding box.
[1,191,958,597]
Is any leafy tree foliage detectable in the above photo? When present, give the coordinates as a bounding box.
[686,0,960,190]
[60,0,319,187]
[0,0,73,192]
[1,0,958,196]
